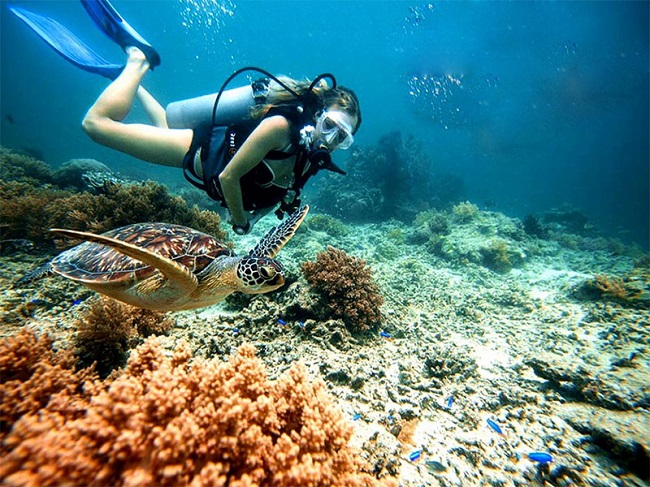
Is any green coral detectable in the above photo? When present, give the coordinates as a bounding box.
[481,240,516,273]
[452,201,480,222]
[306,213,349,237]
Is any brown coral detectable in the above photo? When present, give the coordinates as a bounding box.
[301,246,384,332]
[1,151,227,247]
[0,181,75,242]
[0,330,395,487]
[74,297,173,377]
[587,273,650,308]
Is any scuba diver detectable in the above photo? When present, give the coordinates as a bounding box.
[10,0,361,235]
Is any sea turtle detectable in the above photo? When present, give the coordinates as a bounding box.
[20,206,309,311]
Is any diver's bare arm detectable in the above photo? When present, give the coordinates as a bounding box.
[219,116,291,227]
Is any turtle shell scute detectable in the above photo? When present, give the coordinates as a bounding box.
[52,223,232,283]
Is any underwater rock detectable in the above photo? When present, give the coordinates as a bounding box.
[542,206,594,236]
[52,158,115,191]
[523,214,549,239]
[525,355,650,410]
[423,344,479,382]
[560,404,649,482]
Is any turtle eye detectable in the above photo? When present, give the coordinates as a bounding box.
[260,265,277,279]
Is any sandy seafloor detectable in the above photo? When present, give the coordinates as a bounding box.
[1,207,648,487]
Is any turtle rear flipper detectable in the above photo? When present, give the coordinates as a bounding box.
[50,228,199,296]
[15,262,53,287]
[249,205,309,258]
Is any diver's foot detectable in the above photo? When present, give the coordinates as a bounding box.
[126,46,149,69]
[81,0,161,69]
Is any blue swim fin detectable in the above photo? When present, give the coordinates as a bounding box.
[10,6,124,80]
[80,0,160,69]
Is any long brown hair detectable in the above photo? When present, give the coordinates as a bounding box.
[251,76,362,132]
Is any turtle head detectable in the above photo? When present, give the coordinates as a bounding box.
[236,257,285,294]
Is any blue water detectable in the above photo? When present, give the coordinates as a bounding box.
[1,1,648,247]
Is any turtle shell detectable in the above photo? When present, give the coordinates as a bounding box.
[52,223,233,283]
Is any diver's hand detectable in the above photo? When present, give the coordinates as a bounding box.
[232,221,250,235]
[229,211,263,235]
[227,211,251,235]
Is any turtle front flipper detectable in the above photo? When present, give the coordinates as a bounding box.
[249,205,309,258]
[50,228,199,295]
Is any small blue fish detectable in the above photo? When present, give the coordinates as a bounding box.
[277,318,287,326]
[71,299,83,306]
[352,413,361,421]
[446,396,453,409]
[299,321,305,328]
[487,419,505,436]
[409,450,422,462]
[232,328,239,334]
[527,452,553,464]
[380,331,391,339]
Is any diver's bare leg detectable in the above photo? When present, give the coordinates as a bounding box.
[136,86,168,128]
[82,47,191,167]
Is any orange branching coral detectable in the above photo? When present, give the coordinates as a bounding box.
[0,332,395,487]
[301,246,384,332]
[0,329,98,444]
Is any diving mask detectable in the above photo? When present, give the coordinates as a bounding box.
[315,110,355,150]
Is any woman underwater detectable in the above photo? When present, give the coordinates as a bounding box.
[11,0,361,235]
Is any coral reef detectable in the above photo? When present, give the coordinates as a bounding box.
[301,246,384,332]
[0,179,227,247]
[74,297,173,377]
[522,214,549,239]
[313,132,464,222]
[451,201,480,222]
[412,205,527,272]
[0,181,74,243]
[480,239,515,273]
[0,330,395,487]
[578,271,650,309]
[0,146,54,186]
[305,214,349,237]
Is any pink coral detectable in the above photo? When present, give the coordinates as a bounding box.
[0,330,395,487]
